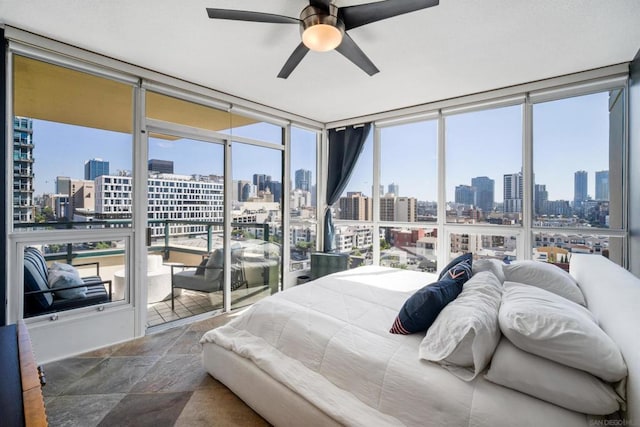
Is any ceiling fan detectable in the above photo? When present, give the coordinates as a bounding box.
[206,0,439,79]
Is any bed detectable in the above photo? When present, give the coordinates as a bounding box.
[201,256,639,426]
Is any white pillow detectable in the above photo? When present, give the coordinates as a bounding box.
[472,258,505,283]
[419,271,502,381]
[499,281,627,382]
[48,262,87,299]
[502,260,585,305]
[486,338,624,415]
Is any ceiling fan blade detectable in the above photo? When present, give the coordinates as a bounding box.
[309,0,331,10]
[277,43,310,79]
[206,8,300,24]
[335,33,379,76]
[339,0,439,30]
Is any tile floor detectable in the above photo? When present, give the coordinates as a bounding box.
[146,287,271,327]
[42,315,270,427]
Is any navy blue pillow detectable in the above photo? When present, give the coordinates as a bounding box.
[390,257,473,335]
[438,253,473,281]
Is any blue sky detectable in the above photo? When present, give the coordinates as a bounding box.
[30,91,610,201]
[344,91,611,202]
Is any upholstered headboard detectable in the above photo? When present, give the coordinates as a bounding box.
[570,254,640,423]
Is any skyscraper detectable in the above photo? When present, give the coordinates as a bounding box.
[454,185,474,205]
[13,117,35,223]
[339,192,372,221]
[84,158,110,180]
[388,183,400,196]
[471,176,494,213]
[294,169,311,192]
[253,174,271,192]
[595,170,609,201]
[534,184,548,215]
[266,180,282,203]
[503,172,523,213]
[574,170,588,209]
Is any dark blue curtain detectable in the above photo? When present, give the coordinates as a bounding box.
[324,123,372,252]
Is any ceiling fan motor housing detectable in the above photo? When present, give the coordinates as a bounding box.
[300,4,345,51]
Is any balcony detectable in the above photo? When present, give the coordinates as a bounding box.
[17,220,280,328]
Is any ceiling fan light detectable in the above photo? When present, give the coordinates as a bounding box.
[302,24,343,52]
[300,4,345,52]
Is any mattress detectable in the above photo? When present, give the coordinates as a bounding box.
[201,266,590,426]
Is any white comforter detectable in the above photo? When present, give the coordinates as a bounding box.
[201,266,589,427]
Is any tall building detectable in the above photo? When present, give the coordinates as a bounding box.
[380,194,396,221]
[471,176,494,213]
[266,180,282,203]
[294,169,311,192]
[235,180,252,201]
[395,197,417,222]
[595,170,609,201]
[84,158,110,180]
[388,183,400,196]
[534,184,548,215]
[454,185,474,205]
[338,192,372,221]
[13,117,35,223]
[574,170,588,209]
[253,174,271,192]
[148,159,174,174]
[503,172,523,213]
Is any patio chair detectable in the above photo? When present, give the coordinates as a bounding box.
[23,247,112,317]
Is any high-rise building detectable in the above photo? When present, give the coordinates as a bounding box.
[534,184,548,215]
[235,180,252,201]
[455,185,474,205]
[395,197,417,222]
[84,158,110,180]
[471,176,494,213]
[148,159,174,174]
[13,117,35,223]
[253,174,271,192]
[380,195,396,221]
[267,180,282,203]
[388,183,400,196]
[294,169,311,192]
[595,170,609,201]
[503,172,523,213]
[574,170,588,209]
[338,192,372,221]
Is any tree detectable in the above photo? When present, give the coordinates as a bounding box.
[380,240,391,250]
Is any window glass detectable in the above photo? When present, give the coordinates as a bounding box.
[532,232,623,267]
[380,120,437,223]
[23,239,128,319]
[13,56,134,229]
[290,127,318,271]
[380,226,438,272]
[333,224,374,268]
[445,105,522,225]
[449,233,518,263]
[533,90,624,229]
[231,142,282,307]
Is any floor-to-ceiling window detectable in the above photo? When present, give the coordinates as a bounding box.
[8,50,139,360]
[378,119,438,271]
[532,88,626,265]
[289,127,319,272]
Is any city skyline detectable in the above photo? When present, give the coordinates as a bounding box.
[28,91,610,206]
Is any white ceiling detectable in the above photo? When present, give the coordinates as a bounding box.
[1,0,639,124]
